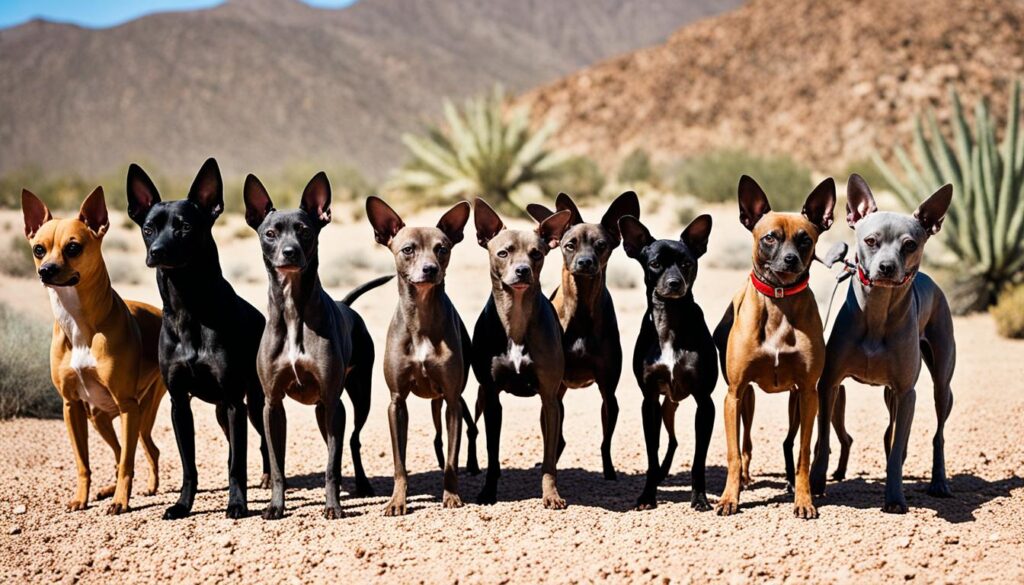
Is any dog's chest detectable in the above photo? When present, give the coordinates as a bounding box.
[491,339,539,397]
[48,288,118,414]
[399,336,455,399]
[644,332,700,399]
[746,318,811,392]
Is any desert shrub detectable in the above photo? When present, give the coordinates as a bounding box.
[875,80,1024,313]
[991,285,1024,338]
[389,86,569,216]
[0,303,60,419]
[540,155,605,202]
[672,149,814,210]
[618,148,654,185]
[0,234,36,278]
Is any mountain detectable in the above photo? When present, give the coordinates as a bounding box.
[517,0,1024,171]
[0,0,742,180]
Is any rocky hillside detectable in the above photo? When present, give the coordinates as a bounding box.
[0,0,741,179]
[518,0,1024,170]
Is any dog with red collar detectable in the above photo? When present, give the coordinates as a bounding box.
[712,175,836,518]
[809,174,955,514]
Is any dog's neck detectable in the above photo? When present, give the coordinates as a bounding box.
[492,281,540,344]
[156,238,226,308]
[47,261,115,336]
[559,267,605,321]
[852,278,915,341]
[397,276,447,338]
[267,255,326,323]
[649,290,695,348]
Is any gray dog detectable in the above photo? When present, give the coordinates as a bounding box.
[810,174,956,513]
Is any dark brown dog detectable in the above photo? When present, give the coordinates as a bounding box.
[713,175,836,518]
[525,191,639,479]
[365,196,479,515]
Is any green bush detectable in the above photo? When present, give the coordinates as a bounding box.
[0,303,60,419]
[540,155,605,202]
[0,234,36,278]
[991,285,1024,338]
[618,148,654,185]
[672,149,814,210]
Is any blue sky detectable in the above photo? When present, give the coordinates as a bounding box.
[0,0,357,29]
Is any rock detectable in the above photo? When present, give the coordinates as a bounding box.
[12,504,26,515]
[8,526,21,535]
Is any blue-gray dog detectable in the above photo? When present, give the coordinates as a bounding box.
[810,174,956,513]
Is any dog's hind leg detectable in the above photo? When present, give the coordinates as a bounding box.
[883,386,896,461]
[244,382,272,489]
[323,395,347,519]
[783,391,798,493]
[740,386,755,490]
[138,382,162,496]
[224,400,249,519]
[442,395,464,508]
[634,389,662,510]
[345,365,374,497]
[597,376,620,481]
[460,396,481,475]
[477,385,503,505]
[432,398,445,469]
[90,410,121,500]
[923,308,955,497]
[831,385,853,482]
[556,384,567,462]
[658,397,678,483]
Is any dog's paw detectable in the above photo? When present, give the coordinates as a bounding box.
[634,493,657,511]
[691,492,712,512]
[785,481,795,495]
[324,505,346,520]
[258,474,272,490]
[262,505,285,520]
[141,486,158,497]
[225,504,249,520]
[465,463,482,476]
[542,493,567,510]
[740,473,752,490]
[882,500,909,514]
[96,484,117,500]
[105,502,128,515]
[65,499,88,512]
[810,475,827,497]
[354,479,375,498]
[793,500,818,520]
[715,497,739,516]
[927,479,953,498]
[442,491,464,509]
[476,487,498,505]
[162,504,189,520]
[831,469,847,482]
[382,497,407,517]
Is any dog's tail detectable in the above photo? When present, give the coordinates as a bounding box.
[341,274,395,306]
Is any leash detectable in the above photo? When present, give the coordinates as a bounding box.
[816,242,856,332]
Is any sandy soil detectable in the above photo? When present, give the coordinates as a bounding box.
[0,201,1022,584]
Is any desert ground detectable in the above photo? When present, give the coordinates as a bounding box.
[0,197,1022,584]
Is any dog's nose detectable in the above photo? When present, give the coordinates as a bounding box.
[514,265,531,279]
[878,261,896,277]
[422,263,439,277]
[575,256,595,270]
[784,253,799,266]
[37,263,59,279]
[666,277,682,291]
[148,246,165,262]
[282,246,299,260]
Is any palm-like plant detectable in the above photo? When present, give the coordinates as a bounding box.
[389,86,568,215]
[875,80,1024,312]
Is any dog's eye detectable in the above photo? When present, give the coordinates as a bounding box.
[265,229,277,239]
[401,245,414,256]
[902,240,918,253]
[797,236,812,249]
[864,236,877,247]
[761,234,776,245]
[142,226,154,238]
[595,240,607,251]
[32,245,46,259]
[436,245,449,256]
[564,241,576,252]
[497,250,509,258]
[648,260,661,270]
[180,221,191,233]
[64,242,82,258]
[529,249,543,261]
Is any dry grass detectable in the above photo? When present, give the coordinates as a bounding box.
[0,302,60,419]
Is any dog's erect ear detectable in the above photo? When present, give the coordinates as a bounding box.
[738,175,771,231]
[474,198,505,248]
[126,163,161,226]
[187,157,224,221]
[618,215,654,259]
[365,196,404,246]
[526,203,555,223]
[845,173,878,228]
[914,184,953,235]
[680,214,712,258]
[802,177,836,232]
[437,200,471,246]
[537,209,573,250]
[78,186,109,238]
[301,171,332,227]
[21,189,52,240]
[243,174,274,230]
[601,190,640,245]
[555,193,584,226]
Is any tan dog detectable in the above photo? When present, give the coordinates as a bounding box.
[713,176,836,519]
[22,188,166,514]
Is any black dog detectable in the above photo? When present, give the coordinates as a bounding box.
[127,158,271,519]
[619,214,718,511]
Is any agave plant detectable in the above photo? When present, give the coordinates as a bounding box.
[389,86,568,215]
[875,80,1024,312]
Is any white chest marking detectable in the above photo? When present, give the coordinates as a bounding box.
[48,287,116,413]
[571,338,587,356]
[282,281,307,385]
[506,341,531,374]
[414,338,433,363]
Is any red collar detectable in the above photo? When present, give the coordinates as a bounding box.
[749,271,810,299]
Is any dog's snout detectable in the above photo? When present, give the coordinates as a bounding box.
[784,253,799,266]
[422,263,439,277]
[282,245,299,260]
[666,277,682,291]
[514,265,531,279]
[575,256,596,270]
[878,261,896,277]
[149,245,166,262]
[38,263,59,280]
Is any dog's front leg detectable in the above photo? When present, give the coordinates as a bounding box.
[540,394,566,509]
[324,396,346,519]
[431,398,444,470]
[383,392,409,516]
[442,395,463,508]
[634,390,662,510]
[163,392,197,520]
[63,399,91,511]
[476,386,502,505]
[225,400,248,519]
[793,383,818,519]
[883,387,916,513]
[691,391,715,511]
[107,397,141,515]
[261,397,287,520]
[89,411,121,500]
[716,383,744,516]
[810,364,843,495]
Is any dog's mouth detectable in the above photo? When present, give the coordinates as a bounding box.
[570,265,601,277]
[275,264,302,274]
[765,265,805,286]
[42,273,80,287]
[654,286,688,300]
[505,281,532,291]
[146,257,185,270]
